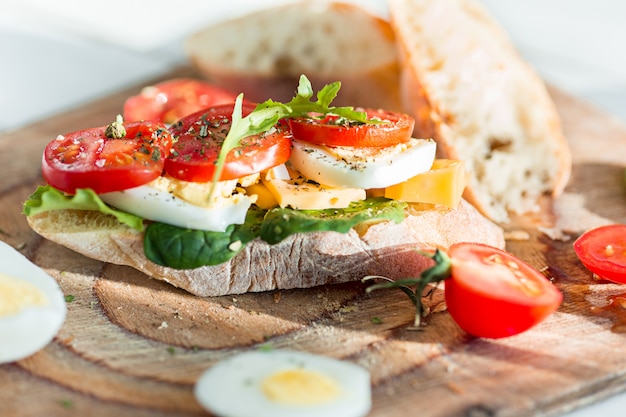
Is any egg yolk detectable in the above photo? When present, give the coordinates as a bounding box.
[0,273,49,316]
[261,369,341,405]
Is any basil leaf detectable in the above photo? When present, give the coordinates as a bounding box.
[23,185,145,231]
[260,198,407,245]
[143,206,265,269]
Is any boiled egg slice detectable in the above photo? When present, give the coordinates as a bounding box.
[194,350,371,417]
[0,240,66,363]
[100,176,256,232]
[289,137,437,189]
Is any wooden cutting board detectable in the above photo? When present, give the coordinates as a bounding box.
[2,67,626,417]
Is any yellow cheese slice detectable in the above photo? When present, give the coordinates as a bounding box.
[384,159,466,208]
[261,171,366,210]
[246,183,279,209]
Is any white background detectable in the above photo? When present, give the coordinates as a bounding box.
[1,1,625,415]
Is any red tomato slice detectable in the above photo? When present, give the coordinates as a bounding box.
[42,121,173,194]
[165,103,292,182]
[287,108,415,147]
[573,224,626,284]
[444,243,562,339]
[123,78,237,124]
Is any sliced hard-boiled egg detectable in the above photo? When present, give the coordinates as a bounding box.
[289,137,436,189]
[0,240,66,363]
[194,350,371,417]
[100,176,256,232]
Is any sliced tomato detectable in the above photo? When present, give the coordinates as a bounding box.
[444,243,562,339]
[573,224,626,284]
[288,108,415,147]
[42,121,173,194]
[165,103,292,182]
[123,78,237,124]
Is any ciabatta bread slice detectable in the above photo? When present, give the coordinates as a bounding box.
[185,1,403,111]
[27,200,504,297]
[389,0,571,223]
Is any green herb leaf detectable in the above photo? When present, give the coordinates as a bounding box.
[58,399,74,409]
[363,249,453,327]
[23,185,144,231]
[260,197,407,245]
[143,206,265,269]
[255,75,371,123]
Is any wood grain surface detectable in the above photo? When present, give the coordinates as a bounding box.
[1,68,626,417]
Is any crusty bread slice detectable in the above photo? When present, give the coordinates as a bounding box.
[388,0,571,222]
[27,200,504,297]
[184,1,404,111]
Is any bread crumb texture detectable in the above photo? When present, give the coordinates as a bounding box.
[187,2,396,76]
[389,0,571,223]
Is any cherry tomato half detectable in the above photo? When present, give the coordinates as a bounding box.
[165,103,292,182]
[42,121,173,194]
[123,78,237,124]
[444,243,562,339]
[288,108,415,147]
[573,224,626,284]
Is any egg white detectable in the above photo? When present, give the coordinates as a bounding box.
[289,138,437,189]
[100,183,255,232]
[0,240,66,363]
[194,350,371,417]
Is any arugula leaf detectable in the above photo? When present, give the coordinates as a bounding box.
[23,185,144,231]
[260,198,407,245]
[144,206,266,269]
[256,75,371,122]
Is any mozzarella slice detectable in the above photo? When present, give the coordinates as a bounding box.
[100,182,254,232]
[289,138,437,189]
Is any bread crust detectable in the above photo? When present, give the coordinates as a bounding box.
[185,1,404,112]
[27,200,504,297]
[389,0,571,222]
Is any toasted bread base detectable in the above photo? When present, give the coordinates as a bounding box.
[27,200,504,297]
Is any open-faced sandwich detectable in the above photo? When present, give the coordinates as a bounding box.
[24,0,571,301]
[24,76,505,296]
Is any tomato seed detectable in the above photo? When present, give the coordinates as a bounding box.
[605,245,615,256]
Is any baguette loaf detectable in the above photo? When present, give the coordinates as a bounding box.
[388,0,571,222]
[185,1,403,112]
[27,200,505,297]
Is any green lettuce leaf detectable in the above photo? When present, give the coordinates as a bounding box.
[23,185,145,231]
